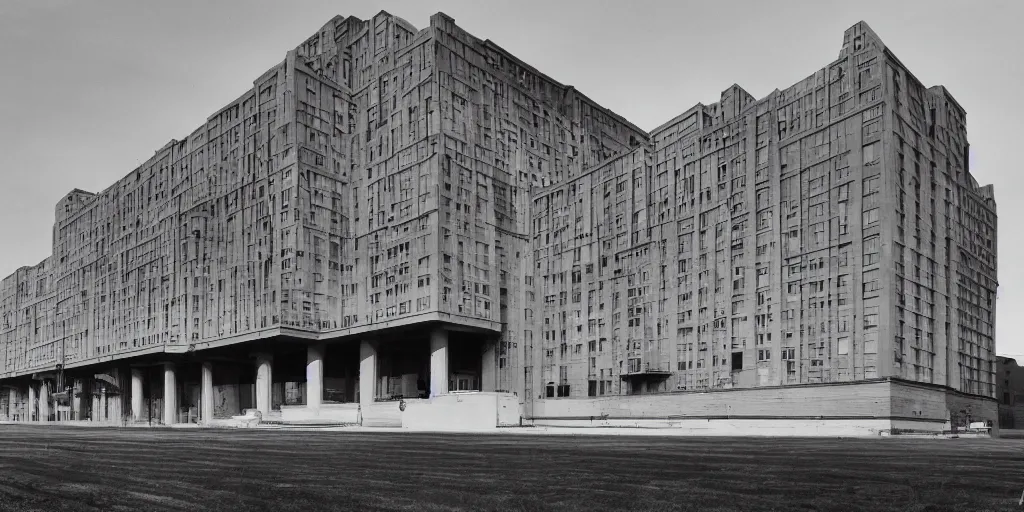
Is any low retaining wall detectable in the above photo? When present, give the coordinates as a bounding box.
[403,393,497,431]
[279,403,359,423]
[359,392,523,430]
[527,379,997,436]
[532,418,894,436]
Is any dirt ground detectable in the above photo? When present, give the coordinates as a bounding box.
[0,425,1020,511]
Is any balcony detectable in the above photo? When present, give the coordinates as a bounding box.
[620,361,672,379]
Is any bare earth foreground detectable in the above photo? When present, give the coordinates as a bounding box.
[0,426,1021,511]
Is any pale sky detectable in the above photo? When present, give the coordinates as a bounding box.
[1,0,1021,357]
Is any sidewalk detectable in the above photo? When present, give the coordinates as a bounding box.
[0,420,1000,438]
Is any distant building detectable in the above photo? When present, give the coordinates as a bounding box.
[997,357,1024,428]
[0,12,999,433]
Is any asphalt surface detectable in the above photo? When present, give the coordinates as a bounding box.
[0,425,1020,511]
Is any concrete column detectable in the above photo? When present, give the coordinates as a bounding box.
[130,369,144,422]
[306,343,325,410]
[201,362,214,424]
[38,382,49,422]
[91,392,99,422]
[72,380,82,421]
[359,340,376,407]
[481,340,497,392]
[8,388,16,421]
[109,381,121,424]
[255,353,273,416]
[28,384,36,422]
[430,328,449,398]
[163,363,177,425]
[99,388,107,423]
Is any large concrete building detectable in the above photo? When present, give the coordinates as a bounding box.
[0,12,998,434]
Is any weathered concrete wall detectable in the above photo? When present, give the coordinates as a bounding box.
[531,380,891,419]
[998,404,1024,429]
[212,385,241,419]
[889,379,999,431]
[528,380,998,434]
[532,418,893,436]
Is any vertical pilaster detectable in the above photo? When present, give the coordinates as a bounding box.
[306,343,325,410]
[430,328,449,398]
[481,340,497,392]
[91,391,99,422]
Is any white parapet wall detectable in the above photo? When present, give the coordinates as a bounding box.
[403,393,498,431]
[354,392,523,431]
[402,392,523,431]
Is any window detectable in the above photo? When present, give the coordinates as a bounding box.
[863,269,880,294]
[862,208,879,227]
[863,142,880,164]
[863,332,878,354]
[863,236,880,266]
[863,306,879,328]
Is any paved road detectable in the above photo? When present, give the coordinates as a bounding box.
[0,425,1020,511]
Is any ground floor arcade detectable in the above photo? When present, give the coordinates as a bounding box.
[0,324,502,426]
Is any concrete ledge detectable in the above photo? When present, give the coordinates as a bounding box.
[528,417,894,436]
[361,402,403,427]
[280,403,359,424]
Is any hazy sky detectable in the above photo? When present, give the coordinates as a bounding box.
[1,0,1021,357]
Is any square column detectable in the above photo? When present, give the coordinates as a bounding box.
[8,388,16,421]
[306,343,325,410]
[163,363,177,425]
[255,353,273,417]
[430,328,449,398]
[481,340,497,392]
[99,388,107,422]
[27,384,36,422]
[100,387,109,423]
[359,341,376,407]
[131,369,144,422]
[71,381,81,421]
[201,362,214,424]
[91,392,99,422]
[38,382,49,422]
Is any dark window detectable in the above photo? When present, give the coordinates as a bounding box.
[588,380,597,397]
[731,352,743,371]
[546,385,554,398]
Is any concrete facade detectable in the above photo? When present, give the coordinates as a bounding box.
[0,12,998,433]
[997,356,1024,428]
